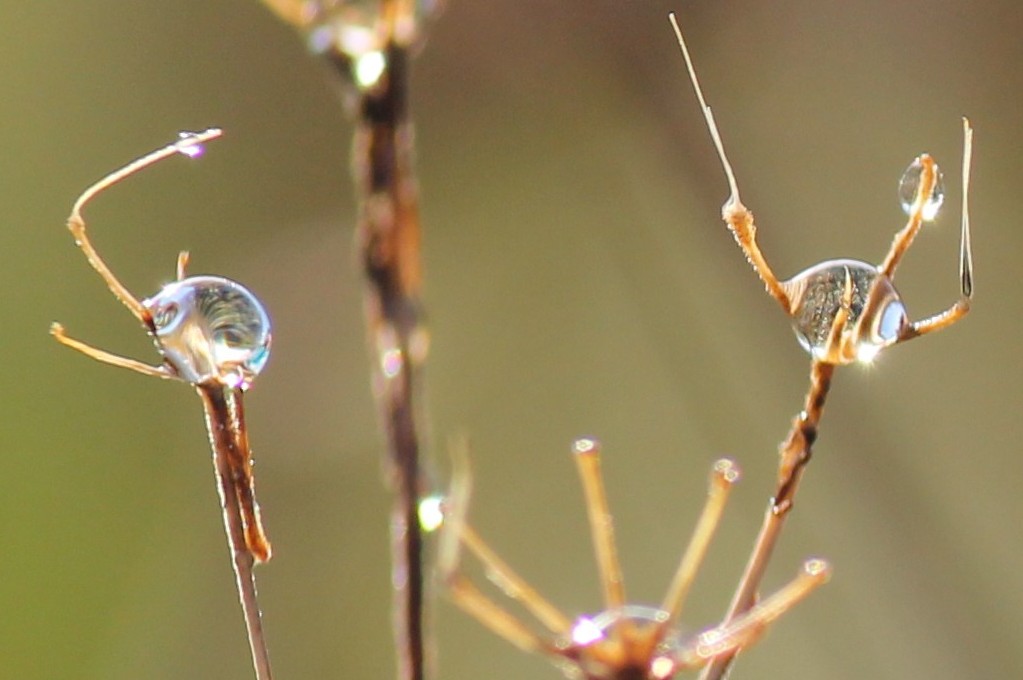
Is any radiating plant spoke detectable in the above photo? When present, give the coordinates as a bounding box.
[440,440,825,679]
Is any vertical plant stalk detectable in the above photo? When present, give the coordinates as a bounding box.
[199,385,275,680]
[50,130,277,680]
[698,361,834,680]
[341,21,430,680]
[672,11,974,676]
[256,4,435,677]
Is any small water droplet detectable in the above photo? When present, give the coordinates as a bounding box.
[803,558,831,578]
[417,494,445,532]
[143,276,271,389]
[694,628,729,660]
[784,259,907,363]
[302,0,439,88]
[175,132,207,159]
[898,157,944,221]
[381,347,404,379]
[354,50,387,88]
[712,458,741,484]
[572,438,599,456]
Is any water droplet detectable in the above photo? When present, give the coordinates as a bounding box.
[803,558,831,578]
[353,50,387,88]
[898,157,944,221]
[175,132,207,159]
[694,628,729,660]
[417,494,445,532]
[143,276,271,389]
[567,606,680,679]
[302,0,439,87]
[784,259,907,363]
[381,347,404,379]
[712,458,741,484]
[572,438,599,456]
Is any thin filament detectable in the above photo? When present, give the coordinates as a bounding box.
[67,129,222,323]
[960,118,974,298]
[669,13,742,204]
[71,129,222,220]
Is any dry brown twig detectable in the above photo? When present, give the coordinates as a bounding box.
[51,130,277,680]
[432,11,974,680]
[50,6,975,679]
[667,12,974,679]
[257,2,440,679]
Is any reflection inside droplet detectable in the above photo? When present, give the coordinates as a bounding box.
[143,276,271,389]
[898,157,944,221]
[875,299,907,344]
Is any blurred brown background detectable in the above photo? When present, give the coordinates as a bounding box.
[2,1,1021,678]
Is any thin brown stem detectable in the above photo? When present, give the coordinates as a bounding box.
[66,129,222,325]
[460,525,573,636]
[444,574,555,657]
[253,4,434,676]
[669,13,791,314]
[49,323,174,380]
[198,384,273,680]
[438,445,568,656]
[699,361,834,680]
[879,155,937,279]
[679,559,831,669]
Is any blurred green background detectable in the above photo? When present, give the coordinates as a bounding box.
[2,1,1021,678]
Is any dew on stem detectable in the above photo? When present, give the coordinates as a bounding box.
[50,131,276,680]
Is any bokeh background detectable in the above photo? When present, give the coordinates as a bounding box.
[2,1,1021,678]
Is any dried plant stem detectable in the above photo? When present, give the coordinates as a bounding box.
[698,360,834,680]
[346,38,429,680]
[253,4,433,676]
[199,385,274,680]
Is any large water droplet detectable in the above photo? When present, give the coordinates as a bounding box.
[898,157,945,221]
[570,606,668,645]
[784,259,907,363]
[143,276,271,389]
